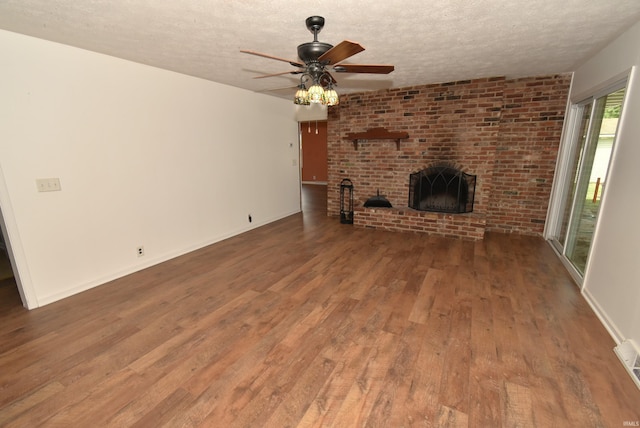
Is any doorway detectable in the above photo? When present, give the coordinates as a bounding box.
[300,121,328,184]
[0,233,13,281]
[0,208,21,307]
[548,84,626,280]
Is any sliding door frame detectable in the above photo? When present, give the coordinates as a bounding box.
[545,78,628,286]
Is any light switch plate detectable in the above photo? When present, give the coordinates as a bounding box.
[36,178,62,192]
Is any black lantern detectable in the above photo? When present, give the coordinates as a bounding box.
[340,179,354,224]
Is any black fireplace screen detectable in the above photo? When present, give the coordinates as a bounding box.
[408,165,476,213]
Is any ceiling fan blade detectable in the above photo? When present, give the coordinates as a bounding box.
[254,70,303,79]
[318,40,364,65]
[240,50,304,68]
[332,64,395,74]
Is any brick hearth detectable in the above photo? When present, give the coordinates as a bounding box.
[355,207,486,240]
[327,74,571,240]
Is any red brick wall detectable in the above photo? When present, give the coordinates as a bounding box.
[327,74,571,238]
[489,76,571,234]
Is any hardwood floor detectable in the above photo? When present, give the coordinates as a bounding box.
[1,184,638,427]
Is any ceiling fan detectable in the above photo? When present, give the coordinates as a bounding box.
[241,16,394,105]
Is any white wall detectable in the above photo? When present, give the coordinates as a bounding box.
[568,21,640,346]
[0,30,301,308]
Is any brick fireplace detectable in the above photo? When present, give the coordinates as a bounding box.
[326,74,571,240]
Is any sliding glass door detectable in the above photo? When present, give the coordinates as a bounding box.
[549,85,626,279]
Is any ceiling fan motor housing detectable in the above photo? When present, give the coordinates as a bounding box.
[297,41,333,63]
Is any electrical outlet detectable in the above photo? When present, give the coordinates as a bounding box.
[137,246,144,257]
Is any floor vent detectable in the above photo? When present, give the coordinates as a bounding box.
[614,340,640,390]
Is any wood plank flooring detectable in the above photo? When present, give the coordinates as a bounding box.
[1,184,639,427]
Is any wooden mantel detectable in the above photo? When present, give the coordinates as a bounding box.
[344,127,410,150]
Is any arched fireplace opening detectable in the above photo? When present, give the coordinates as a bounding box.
[408,164,476,213]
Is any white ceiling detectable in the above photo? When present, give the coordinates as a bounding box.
[1,1,640,100]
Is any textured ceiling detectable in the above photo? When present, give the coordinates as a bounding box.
[1,1,640,100]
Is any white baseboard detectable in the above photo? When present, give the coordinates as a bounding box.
[582,287,624,344]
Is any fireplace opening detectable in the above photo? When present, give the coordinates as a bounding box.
[408,164,476,213]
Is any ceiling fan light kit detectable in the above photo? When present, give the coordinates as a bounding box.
[294,84,309,105]
[324,87,339,106]
[241,16,394,106]
[307,82,326,104]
